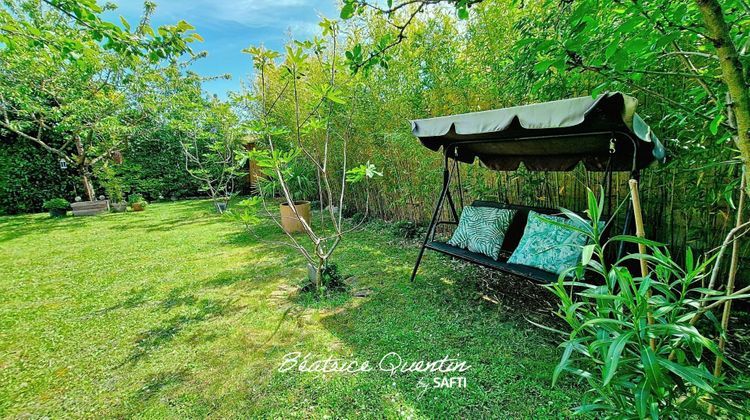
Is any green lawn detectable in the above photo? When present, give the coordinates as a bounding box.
[0,200,580,418]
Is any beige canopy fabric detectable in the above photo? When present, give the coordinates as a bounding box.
[410,92,666,171]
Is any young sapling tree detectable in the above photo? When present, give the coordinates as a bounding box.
[237,19,381,293]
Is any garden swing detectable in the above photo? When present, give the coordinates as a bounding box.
[409,92,667,283]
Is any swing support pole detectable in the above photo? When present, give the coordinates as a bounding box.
[410,147,458,282]
[629,178,656,351]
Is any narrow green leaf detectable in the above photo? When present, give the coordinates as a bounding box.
[641,346,663,391]
[657,358,715,394]
[581,244,595,266]
[553,340,576,386]
[602,331,633,385]
[709,113,724,135]
[635,379,650,419]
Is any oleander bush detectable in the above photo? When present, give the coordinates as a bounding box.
[543,189,750,417]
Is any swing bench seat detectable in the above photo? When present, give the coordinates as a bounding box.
[425,201,587,284]
[425,241,560,284]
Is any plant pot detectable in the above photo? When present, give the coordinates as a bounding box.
[280,200,311,234]
[131,202,145,212]
[111,202,127,213]
[49,208,67,218]
[215,202,227,213]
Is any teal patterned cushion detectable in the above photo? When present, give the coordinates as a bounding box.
[447,206,515,260]
[507,211,591,275]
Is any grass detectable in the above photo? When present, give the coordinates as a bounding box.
[0,200,580,418]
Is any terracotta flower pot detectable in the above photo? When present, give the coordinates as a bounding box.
[280,200,311,234]
[131,202,145,212]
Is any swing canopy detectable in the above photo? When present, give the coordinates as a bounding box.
[411,92,666,172]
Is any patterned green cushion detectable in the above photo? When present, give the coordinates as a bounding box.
[447,206,515,260]
[507,211,591,275]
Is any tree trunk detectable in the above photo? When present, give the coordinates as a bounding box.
[74,133,95,201]
[696,0,750,189]
[81,167,95,201]
[316,257,324,291]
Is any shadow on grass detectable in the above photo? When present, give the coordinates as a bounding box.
[0,213,95,243]
[92,286,155,316]
[124,297,237,365]
[117,250,296,366]
[203,270,250,289]
[114,204,219,232]
[0,199,221,243]
[134,368,192,402]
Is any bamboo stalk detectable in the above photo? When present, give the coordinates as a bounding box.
[630,179,656,351]
[709,172,746,415]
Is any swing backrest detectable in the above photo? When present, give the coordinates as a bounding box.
[469,200,611,257]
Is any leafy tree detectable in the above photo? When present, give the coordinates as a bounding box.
[238,19,381,293]
[0,0,202,62]
[181,99,246,212]
[0,0,200,201]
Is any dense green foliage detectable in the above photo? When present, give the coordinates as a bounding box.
[0,136,78,213]
[309,1,750,268]
[115,133,203,202]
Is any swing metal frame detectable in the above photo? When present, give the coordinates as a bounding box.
[409,130,643,283]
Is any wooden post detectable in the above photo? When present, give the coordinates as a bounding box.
[629,179,656,351]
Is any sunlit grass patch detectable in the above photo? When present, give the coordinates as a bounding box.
[0,199,578,417]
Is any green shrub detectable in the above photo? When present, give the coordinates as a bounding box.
[391,220,426,240]
[301,262,348,296]
[128,193,147,205]
[117,134,204,201]
[545,189,749,417]
[99,165,124,203]
[42,198,69,211]
[0,132,205,215]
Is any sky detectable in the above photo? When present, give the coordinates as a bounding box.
[108,0,340,99]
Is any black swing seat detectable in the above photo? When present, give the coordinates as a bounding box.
[424,201,601,284]
[425,241,560,284]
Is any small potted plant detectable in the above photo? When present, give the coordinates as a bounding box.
[128,193,148,212]
[42,198,69,218]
